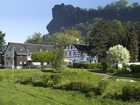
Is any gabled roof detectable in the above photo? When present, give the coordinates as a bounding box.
[6,42,54,55]
[66,43,92,54]
[72,44,90,52]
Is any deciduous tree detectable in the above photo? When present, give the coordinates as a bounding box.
[49,48,64,71]
[31,52,50,68]
[0,31,5,52]
[107,44,130,66]
[25,32,43,44]
[46,29,83,46]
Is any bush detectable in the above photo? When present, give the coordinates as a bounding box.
[98,80,109,93]
[17,75,53,87]
[129,65,140,73]
[41,68,54,73]
[91,87,102,95]
[32,75,50,87]
[50,74,61,85]
[101,62,108,70]
[65,82,93,93]
[107,68,119,73]
[86,91,95,97]
[18,77,32,85]
[64,81,107,96]
[32,81,48,87]
[103,91,119,99]
[122,85,140,101]
[73,62,100,69]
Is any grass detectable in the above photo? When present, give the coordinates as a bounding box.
[0,68,139,105]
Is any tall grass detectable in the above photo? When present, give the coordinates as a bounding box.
[0,68,139,105]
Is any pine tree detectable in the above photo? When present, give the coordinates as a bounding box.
[128,29,138,62]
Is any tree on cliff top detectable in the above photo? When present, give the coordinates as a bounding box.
[25,32,43,44]
[46,29,84,46]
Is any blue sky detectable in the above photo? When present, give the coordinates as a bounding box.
[0,0,139,43]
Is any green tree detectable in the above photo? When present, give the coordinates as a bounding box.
[110,20,128,47]
[46,29,84,46]
[25,32,43,44]
[105,0,128,9]
[0,31,5,66]
[125,22,140,61]
[0,31,5,52]
[107,44,130,67]
[88,20,109,58]
[88,20,128,62]
[128,29,138,62]
[50,48,64,71]
[31,52,50,68]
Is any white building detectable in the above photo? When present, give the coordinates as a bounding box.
[64,44,98,65]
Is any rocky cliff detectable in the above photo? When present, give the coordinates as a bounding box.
[47,3,140,34]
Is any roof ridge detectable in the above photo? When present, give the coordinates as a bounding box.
[8,42,53,46]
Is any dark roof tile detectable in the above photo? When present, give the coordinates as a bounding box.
[7,42,54,55]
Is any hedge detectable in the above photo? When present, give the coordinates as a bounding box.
[122,85,140,101]
[73,62,101,69]
[129,64,140,73]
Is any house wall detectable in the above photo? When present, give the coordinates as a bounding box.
[4,45,15,69]
[64,44,83,62]
[15,55,27,67]
[64,44,98,64]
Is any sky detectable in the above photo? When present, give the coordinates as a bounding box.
[0,0,140,43]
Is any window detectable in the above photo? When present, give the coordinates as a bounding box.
[71,46,73,49]
[24,62,26,64]
[10,61,12,65]
[20,61,22,65]
[73,51,76,57]
[6,61,8,65]
[69,52,71,57]
[67,52,69,56]
[20,48,23,51]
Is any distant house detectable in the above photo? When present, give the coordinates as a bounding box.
[4,42,53,69]
[64,44,98,65]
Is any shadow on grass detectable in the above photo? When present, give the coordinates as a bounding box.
[89,69,140,80]
[113,72,140,80]
[41,69,61,73]
[41,69,54,73]
[88,69,108,74]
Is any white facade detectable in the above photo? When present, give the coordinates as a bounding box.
[64,44,98,65]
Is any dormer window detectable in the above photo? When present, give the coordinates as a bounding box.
[20,48,23,51]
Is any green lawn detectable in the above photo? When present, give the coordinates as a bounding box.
[0,68,139,105]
